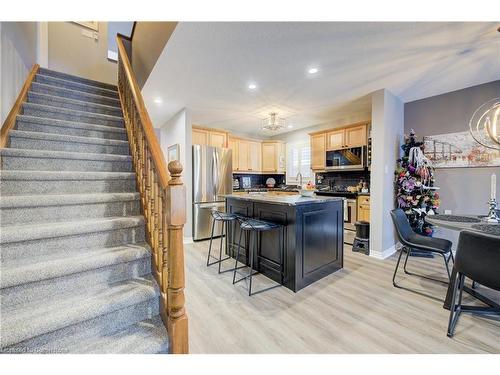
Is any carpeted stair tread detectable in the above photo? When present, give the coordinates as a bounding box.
[28,91,123,117]
[22,102,124,127]
[0,192,139,209]
[9,129,130,155]
[66,316,169,354]
[38,67,118,91]
[9,130,130,155]
[30,82,121,108]
[0,169,136,181]
[0,170,137,196]
[0,216,144,244]
[1,243,150,289]
[16,115,126,136]
[0,147,132,162]
[0,276,158,348]
[1,148,132,172]
[35,74,119,99]
[9,129,129,148]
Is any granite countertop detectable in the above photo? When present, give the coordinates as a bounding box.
[224,193,343,206]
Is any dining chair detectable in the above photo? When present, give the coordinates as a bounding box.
[390,209,454,288]
[447,230,500,337]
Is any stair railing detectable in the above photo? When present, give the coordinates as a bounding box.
[0,64,40,148]
[116,36,188,354]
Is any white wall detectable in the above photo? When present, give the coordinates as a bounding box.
[36,22,48,68]
[0,22,37,124]
[369,89,404,259]
[159,108,193,240]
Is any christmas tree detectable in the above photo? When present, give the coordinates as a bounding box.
[395,129,440,237]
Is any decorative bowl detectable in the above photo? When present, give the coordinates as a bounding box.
[299,189,315,197]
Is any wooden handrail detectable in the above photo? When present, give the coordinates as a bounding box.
[116,35,188,354]
[0,64,40,148]
[116,37,169,188]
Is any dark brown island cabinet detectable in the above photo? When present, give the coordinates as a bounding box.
[225,194,344,292]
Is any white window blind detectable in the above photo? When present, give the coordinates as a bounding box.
[286,140,312,185]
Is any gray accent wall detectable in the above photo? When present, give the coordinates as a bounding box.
[404,80,500,215]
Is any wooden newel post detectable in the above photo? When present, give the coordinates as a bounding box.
[165,160,189,354]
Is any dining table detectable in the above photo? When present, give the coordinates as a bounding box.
[425,214,500,311]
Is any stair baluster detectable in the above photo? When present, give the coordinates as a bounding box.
[116,35,188,354]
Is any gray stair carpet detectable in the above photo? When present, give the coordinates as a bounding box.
[0,68,168,354]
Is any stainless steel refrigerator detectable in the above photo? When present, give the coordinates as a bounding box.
[192,145,232,241]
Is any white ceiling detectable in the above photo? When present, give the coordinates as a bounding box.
[142,22,500,136]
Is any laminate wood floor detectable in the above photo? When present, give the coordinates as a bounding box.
[185,240,500,353]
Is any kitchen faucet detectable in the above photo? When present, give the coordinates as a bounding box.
[296,172,303,188]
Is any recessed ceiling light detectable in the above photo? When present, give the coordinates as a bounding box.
[153,97,163,104]
[248,83,257,90]
[287,125,293,128]
[308,67,319,75]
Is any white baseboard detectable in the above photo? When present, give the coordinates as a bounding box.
[370,244,397,260]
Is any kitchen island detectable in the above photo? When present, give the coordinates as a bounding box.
[225,193,344,292]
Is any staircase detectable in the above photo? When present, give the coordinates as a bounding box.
[0,67,169,353]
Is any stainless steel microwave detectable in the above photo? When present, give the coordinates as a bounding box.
[325,146,366,171]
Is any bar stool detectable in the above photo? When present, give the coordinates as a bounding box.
[206,209,239,274]
[232,218,284,296]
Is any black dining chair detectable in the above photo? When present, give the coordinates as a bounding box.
[390,209,454,288]
[447,230,500,337]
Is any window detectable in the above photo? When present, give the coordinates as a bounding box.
[286,140,312,185]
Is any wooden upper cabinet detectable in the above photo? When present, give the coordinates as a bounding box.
[325,123,368,150]
[262,143,277,172]
[228,137,238,171]
[237,140,250,171]
[345,125,367,148]
[326,129,345,150]
[310,133,326,170]
[249,141,261,172]
[209,131,227,148]
[261,141,285,173]
[192,126,228,148]
[192,128,209,146]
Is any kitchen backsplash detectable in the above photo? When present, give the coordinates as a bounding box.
[315,170,370,189]
[233,174,286,189]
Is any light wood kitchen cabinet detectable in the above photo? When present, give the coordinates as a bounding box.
[228,137,238,170]
[192,128,209,146]
[237,140,250,171]
[325,123,368,150]
[232,139,262,172]
[326,129,345,150]
[192,126,228,148]
[261,141,285,173]
[310,133,326,170]
[357,195,371,222]
[345,125,367,148]
[249,141,262,172]
[192,125,285,174]
[209,131,228,148]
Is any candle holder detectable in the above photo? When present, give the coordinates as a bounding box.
[486,198,500,223]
